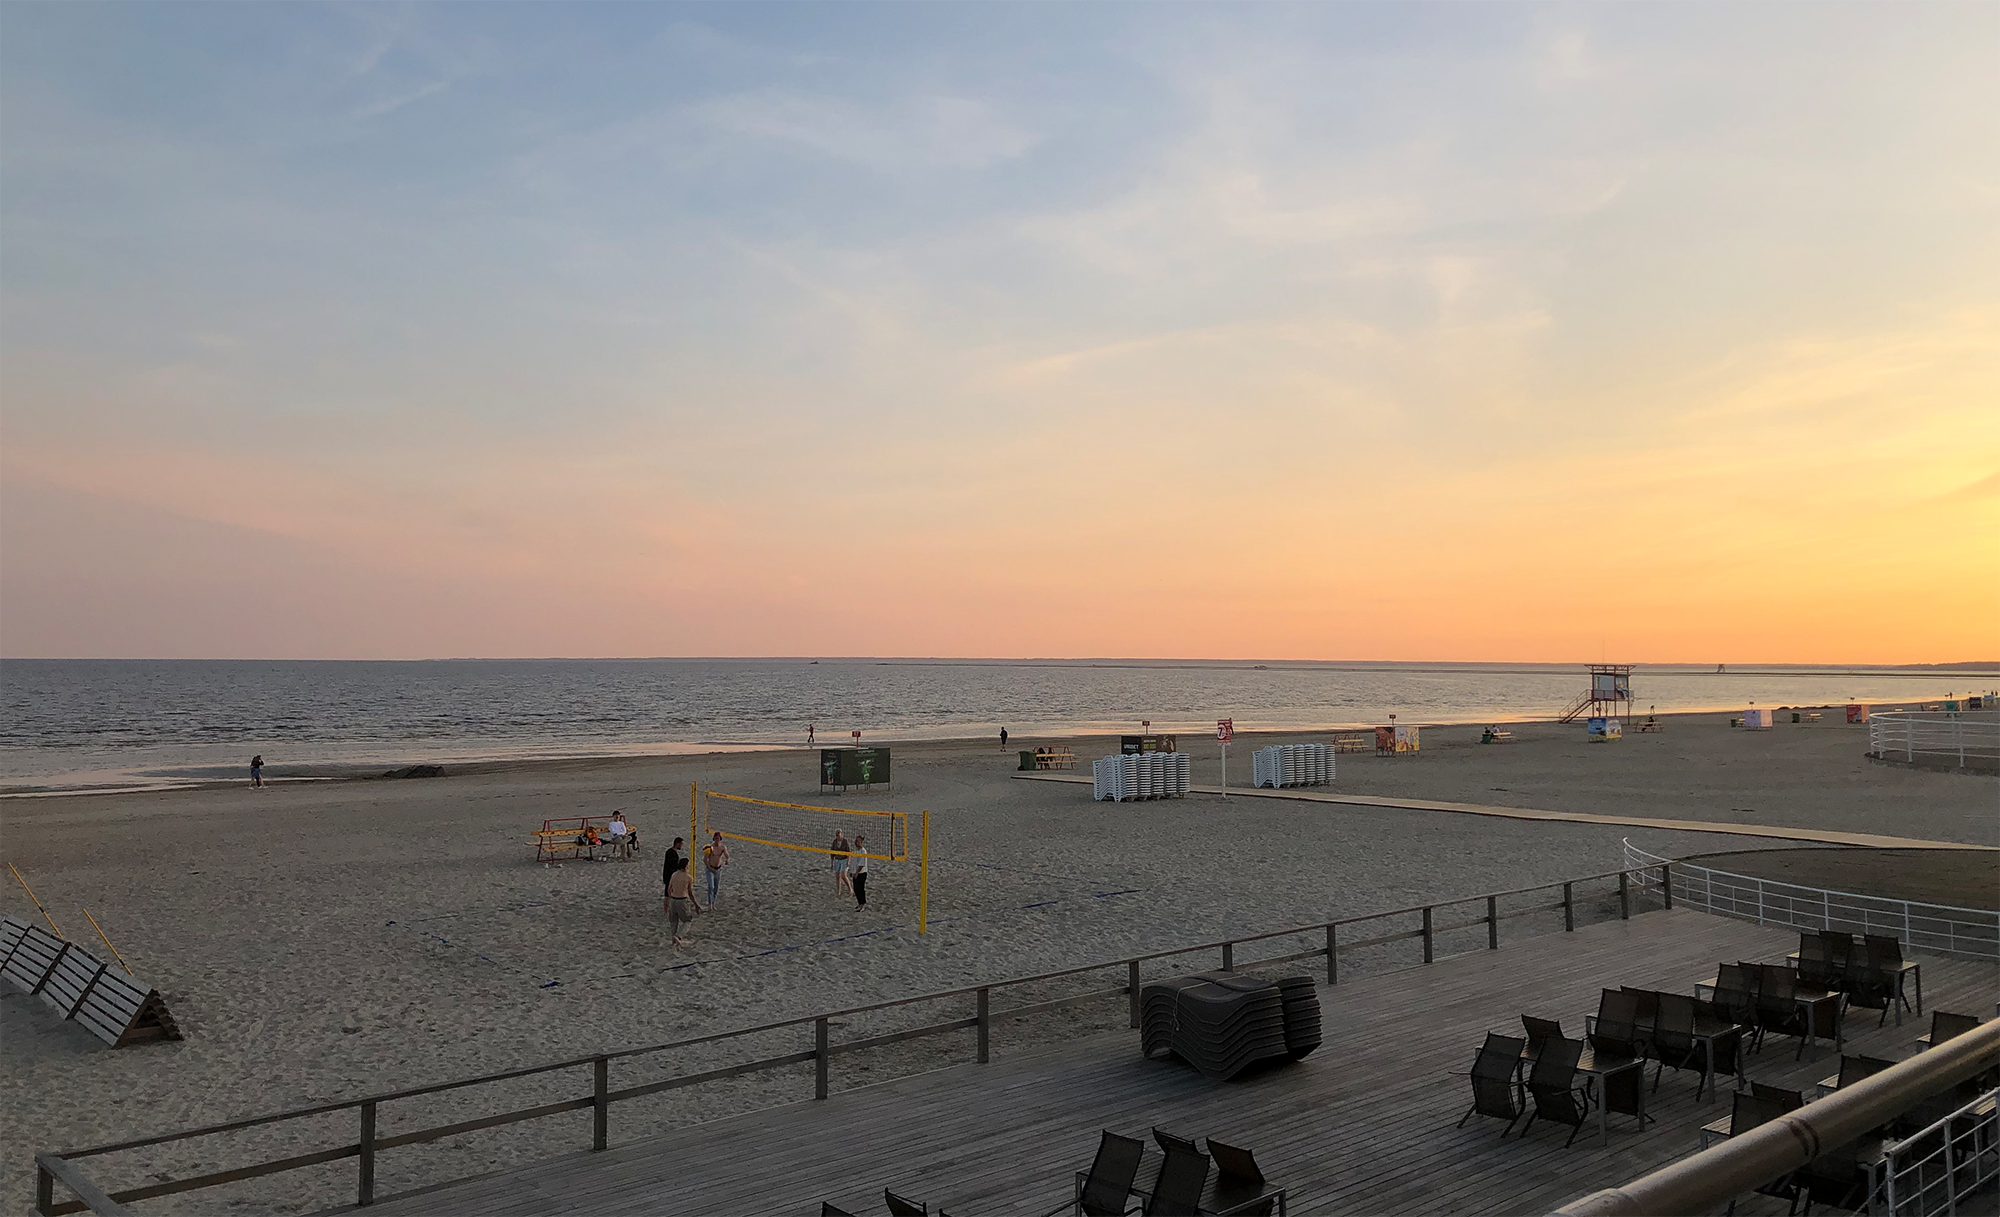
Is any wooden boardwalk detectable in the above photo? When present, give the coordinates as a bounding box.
[358,910,1999,1216]
[1015,772,2000,851]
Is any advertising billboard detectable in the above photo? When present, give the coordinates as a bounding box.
[820,747,892,790]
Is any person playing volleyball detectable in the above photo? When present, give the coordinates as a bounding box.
[830,829,851,895]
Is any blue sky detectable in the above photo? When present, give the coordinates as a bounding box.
[3,3,1995,659]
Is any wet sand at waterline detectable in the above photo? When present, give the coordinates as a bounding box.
[2,712,1992,1214]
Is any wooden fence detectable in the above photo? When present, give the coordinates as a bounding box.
[34,862,1671,1216]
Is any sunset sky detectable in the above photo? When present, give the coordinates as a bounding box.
[3,3,1995,663]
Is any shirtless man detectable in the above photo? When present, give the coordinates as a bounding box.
[701,831,730,910]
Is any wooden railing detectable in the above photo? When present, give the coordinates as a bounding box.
[34,862,1672,1215]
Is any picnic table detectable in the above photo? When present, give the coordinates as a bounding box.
[530,818,638,863]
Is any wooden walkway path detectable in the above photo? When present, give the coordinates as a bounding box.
[1014,772,1999,852]
[356,911,1999,1216]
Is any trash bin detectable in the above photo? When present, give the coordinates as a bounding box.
[1018,751,1037,771]
[1791,712,1801,723]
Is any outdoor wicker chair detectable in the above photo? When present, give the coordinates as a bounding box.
[1619,986,1660,1033]
[1206,1140,1282,1217]
[1710,1091,1802,1214]
[1142,1144,1212,1217]
[1647,991,1709,1096]
[1792,1139,1870,1215]
[823,1205,858,1217]
[1751,963,1806,1054]
[1152,1128,1201,1157]
[1797,932,1842,991]
[1749,1083,1804,1111]
[1835,947,1897,1028]
[1456,1032,1528,1135]
[1520,1036,1595,1148]
[1206,1140,1264,1187]
[885,1188,929,1216]
[1921,1010,1981,1049]
[1050,1130,1146,1217]
[1821,931,1855,978]
[1521,1015,1563,1058]
[1590,989,1648,1062]
[1713,963,1760,1032]
[1864,935,1914,1017]
[1834,1054,1897,1090]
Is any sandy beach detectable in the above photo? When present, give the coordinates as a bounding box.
[3,711,1995,1214]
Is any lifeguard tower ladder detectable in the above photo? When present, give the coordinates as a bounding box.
[1558,664,1634,724]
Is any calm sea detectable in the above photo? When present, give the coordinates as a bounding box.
[0,659,1991,794]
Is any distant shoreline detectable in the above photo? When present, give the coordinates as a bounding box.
[0,700,1948,799]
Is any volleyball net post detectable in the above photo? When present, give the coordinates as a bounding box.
[697,785,929,934]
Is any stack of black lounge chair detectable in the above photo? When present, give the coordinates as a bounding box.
[1141,971,1321,1080]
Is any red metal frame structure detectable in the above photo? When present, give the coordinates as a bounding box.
[1558,664,1634,724]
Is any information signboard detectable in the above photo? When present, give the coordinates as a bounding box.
[820,747,892,791]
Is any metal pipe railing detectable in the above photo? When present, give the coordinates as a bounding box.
[1552,1021,2000,1216]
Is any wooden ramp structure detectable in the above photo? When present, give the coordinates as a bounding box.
[356,910,1999,1216]
[0,915,180,1048]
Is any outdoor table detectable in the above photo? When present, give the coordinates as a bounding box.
[1695,978,1847,1059]
[1582,1013,1741,1103]
[1687,1016,1747,1101]
[1785,951,1923,1024]
[1121,1148,1289,1217]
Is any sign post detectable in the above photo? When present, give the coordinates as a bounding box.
[1217,719,1234,798]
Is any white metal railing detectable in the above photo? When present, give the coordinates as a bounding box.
[1870,711,2000,769]
[1623,841,2000,960]
[1880,1086,2000,1216]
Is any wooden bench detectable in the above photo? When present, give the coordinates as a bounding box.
[1,915,65,995]
[1480,729,1514,744]
[0,914,181,1047]
[1033,749,1078,771]
[1333,736,1369,754]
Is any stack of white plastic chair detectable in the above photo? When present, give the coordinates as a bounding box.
[1251,743,1334,788]
[1095,752,1190,800]
[1253,747,1279,789]
[1093,755,1123,801]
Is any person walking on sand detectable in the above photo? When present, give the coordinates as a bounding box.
[662,837,685,915]
[702,831,730,910]
[808,723,815,746]
[999,727,1008,750]
[250,755,265,788]
[851,835,869,910]
[831,829,851,895]
[666,858,697,945]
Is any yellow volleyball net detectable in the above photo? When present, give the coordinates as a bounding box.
[693,784,929,932]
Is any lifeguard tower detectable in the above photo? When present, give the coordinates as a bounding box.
[1559,664,1633,724]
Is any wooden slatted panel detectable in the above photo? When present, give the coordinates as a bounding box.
[355,910,1999,1217]
[0,914,29,972]
[38,945,108,1019]
[1,925,67,994]
[72,968,154,1047]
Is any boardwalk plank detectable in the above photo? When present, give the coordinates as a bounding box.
[353,909,1999,1216]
